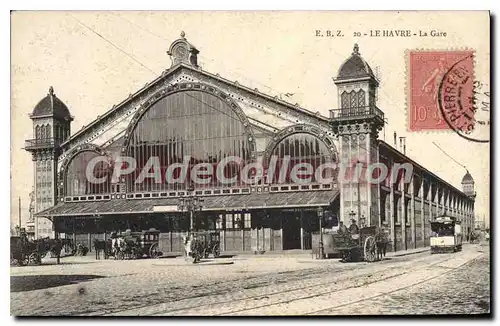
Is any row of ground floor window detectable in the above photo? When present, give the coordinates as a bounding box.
[51,206,475,253]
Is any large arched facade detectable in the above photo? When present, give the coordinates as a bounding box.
[122,83,256,192]
[59,144,111,198]
[262,124,338,185]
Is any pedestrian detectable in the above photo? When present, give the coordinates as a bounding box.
[338,221,348,235]
[349,219,359,234]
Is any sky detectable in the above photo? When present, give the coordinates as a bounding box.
[10,11,490,228]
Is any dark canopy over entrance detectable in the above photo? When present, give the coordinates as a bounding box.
[36,190,339,217]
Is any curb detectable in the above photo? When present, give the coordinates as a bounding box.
[387,248,429,257]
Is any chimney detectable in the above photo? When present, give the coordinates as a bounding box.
[393,131,397,147]
[399,137,407,155]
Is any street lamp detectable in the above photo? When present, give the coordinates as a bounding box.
[317,207,324,259]
[349,210,356,223]
[178,185,204,233]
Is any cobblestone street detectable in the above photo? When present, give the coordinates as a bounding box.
[10,243,490,316]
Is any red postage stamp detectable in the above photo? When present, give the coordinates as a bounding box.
[408,50,475,132]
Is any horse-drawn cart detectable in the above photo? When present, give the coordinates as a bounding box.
[10,236,47,266]
[325,226,389,262]
[112,228,163,260]
[183,231,221,263]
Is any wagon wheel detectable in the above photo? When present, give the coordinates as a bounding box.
[364,236,377,262]
[10,253,18,266]
[21,254,30,266]
[212,244,220,258]
[149,243,160,259]
[28,253,40,265]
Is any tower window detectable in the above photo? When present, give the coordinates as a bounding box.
[350,92,357,108]
[341,91,349,108]
[357,90,366,108]
[341,90,367,112]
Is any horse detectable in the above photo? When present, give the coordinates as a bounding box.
[111,237,129,260]
[93,239,110,260]
[375,228,389,261]
[36,237,63,258]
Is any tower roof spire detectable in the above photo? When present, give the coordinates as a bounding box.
[30,86,72,120]
[353,43,360,55]
[335,43,376,82]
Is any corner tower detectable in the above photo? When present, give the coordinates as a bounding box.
[330,44,385,227]
[461,170,476,199]
[25,86,73,238]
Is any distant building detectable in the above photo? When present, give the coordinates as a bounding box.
[28,33,476,251]
[26,219,36,240]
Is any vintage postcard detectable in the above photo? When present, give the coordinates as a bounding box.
[10,11,490,316]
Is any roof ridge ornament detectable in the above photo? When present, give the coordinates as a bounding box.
[49,86,54,96]
[353,43,360,56]
[167,31,199,68]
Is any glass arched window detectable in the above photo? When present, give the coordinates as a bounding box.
[341,90,367,116]
[357,89,366,108]
[349,92,358,108]
[266,133,335,184]
[341,91,349,109]
[64,151,111,196]
[126,90,252,192]
[46,124,51,138]
[35,125,41,139]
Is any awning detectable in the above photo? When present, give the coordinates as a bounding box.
[36,190,339,217]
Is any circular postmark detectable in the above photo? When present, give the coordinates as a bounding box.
[438,54,489,143]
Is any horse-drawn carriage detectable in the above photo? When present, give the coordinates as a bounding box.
[11,235,40,266]
[329,226,389,262]
[183,230,221,263]
[111,228,162,260]
[469,230,481,244]
[10,235,65,266]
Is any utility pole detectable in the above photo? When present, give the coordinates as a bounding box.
[18,197,22,235]
[317,207,324,259]
[178,184,204,233]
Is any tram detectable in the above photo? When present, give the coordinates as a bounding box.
[430,216,462,254]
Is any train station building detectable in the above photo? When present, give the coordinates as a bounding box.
[28,32,476,253]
